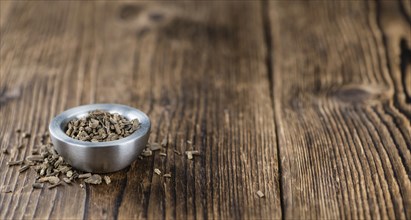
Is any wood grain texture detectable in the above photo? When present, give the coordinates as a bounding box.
[0,1,281,219]
[1,0,410,219]
[268,0,410,219]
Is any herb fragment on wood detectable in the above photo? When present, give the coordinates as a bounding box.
[104,176,111,185]
[7,131,127,189]
[7,160,24,166]
[26,155,44,162]
[84,174,102,184]
[38,176,60,184]
[173,149,181,155]
[256,190,265,198]
[48,182,61,189]
[159,152,167,157]
[185,150,200,160]
[149,142,162,151]
[19,164,30,173]
[32,183,43,189]
[191,150,200,155]
[154,168,161,175]
[163,174,171,178]
[22,132,31,139]
[66,170,73,178]
[141,148,152,157]
[63,178,71,184]
[78,173,92,179]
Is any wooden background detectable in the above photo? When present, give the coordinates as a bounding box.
[0,0,410,219]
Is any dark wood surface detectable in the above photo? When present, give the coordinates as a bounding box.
[0,1,410,219]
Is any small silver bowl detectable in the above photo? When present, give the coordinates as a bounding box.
[49,104,150,173]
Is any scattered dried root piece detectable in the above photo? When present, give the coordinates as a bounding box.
[141,148,152,157]
[63,178,71,184]
[154,168,161,175]
[84,174,102,184]
[78,173,92,179]
[104,176,111,185]
[173,149,181,155]
[26,155,44,162]
[32,183,43,189]
[48,182,62,189]
[190,151,200,156]
[66,170,73,178]
[38,176,60,185]
[185,151,200,160]
[22,132,31,139]
[7,160,24,166]
[149,143,162,151]
[19,164,30,173]
[256,190,265,198]
[163,174,171,178]
[159,152,167,157]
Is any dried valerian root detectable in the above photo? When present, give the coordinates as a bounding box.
[141,148,153,157]
[22,132,31,139]
[103,176,111,185]
[38,176,60,185]
[154,168,161,175]
[11,132,112,189]
[149,143,162,151]
[65,110,140,142]
[256,190,265,198]
[7,160,24,166]
[48,182,62,189]
[32,183,43,189]
[84,174,102,184]
[185,150,200,160]
[78,173,92,179]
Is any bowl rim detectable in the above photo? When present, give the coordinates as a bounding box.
[49,103,151,148]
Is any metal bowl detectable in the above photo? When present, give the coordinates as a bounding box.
[48,104,150,173]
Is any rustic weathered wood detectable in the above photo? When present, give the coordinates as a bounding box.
[1,0,410,219]
[0,1,281,219]
[268,0,410,219]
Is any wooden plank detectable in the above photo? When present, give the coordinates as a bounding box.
[268,1,410,219]
[0,1,281,219]
[0,1,13,30]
